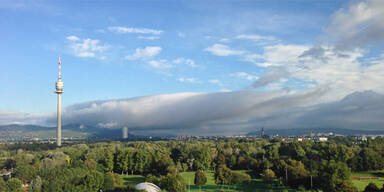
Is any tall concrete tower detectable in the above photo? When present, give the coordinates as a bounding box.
[55,56,64,146]
[122,127,128,139]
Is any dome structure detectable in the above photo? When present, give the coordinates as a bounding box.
[135,182,161,192]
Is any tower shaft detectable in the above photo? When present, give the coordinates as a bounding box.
[57,93,62,146]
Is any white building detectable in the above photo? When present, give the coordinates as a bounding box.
[318,137,328,142]
[136,182,161,192]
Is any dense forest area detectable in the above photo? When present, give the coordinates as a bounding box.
[0,137,384,192]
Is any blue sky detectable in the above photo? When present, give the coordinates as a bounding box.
[1,0,384,134]
[0,0,346,113]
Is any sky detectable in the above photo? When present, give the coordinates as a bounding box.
[1,0,384,135]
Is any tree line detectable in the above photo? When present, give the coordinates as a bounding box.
[0,136,383,191]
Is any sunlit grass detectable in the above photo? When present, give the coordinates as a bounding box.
[351,171,384,191]
[121,170,296,191]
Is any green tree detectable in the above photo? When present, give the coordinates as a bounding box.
[285,159,309,187]
[28,176,42,192]
[6,178,22,192]
[114,173,124,187]
[161,173,186,192]
[363,182,380,192]
[84,159,97,170]
[115,150,127,174]
[231,171,251,184]
[193,147,211,171]
[214,165,232,185]
[103,173,115,191]
[194,169,207,189]
[13,164,36,184]
[80,170,104,191]
[319,160,352,192]
[153,154,174,176]
[102,148,114,172]
[0,177,6,191]
[262,169,275,184]
[134,151,149,174]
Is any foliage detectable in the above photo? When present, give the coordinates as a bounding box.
[194,169,207,186]
[215,165,232,185]
[80,170,104,191]
[363,182,380,192]
[231,171,251,184]
[262,169,275,184]
[13,164,37,184]
[6,178,23,192]
[103,172,115,191]
[0,138,383,191]
[0,177,6,191]
[29,176,43,192]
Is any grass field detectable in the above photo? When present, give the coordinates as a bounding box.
[180,170,294,192]
[122,174,145,186]
[122,170,295,192]
[351,171,384,191]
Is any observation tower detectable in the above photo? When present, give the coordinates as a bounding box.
[55,56,64,146]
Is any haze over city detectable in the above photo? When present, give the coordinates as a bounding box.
[1,0,384,136]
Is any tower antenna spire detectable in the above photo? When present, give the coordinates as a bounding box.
[58,55,61,79]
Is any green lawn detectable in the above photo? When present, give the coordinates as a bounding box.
[351,171,384,191]
[180,170,294,192]
[122,174,145,186]
[121,170,295,192]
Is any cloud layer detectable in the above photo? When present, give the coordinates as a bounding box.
[2,89,384,135]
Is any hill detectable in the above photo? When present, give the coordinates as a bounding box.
[0,124,138,141]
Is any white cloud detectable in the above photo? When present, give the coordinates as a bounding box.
[219,38,231,43]
[66,35,79,41]
[249,69,288,88]
[173,58,197,68]
[208,79,220,84]
[126,46,162,60]
[208,79,225,87]
[244,53,263,63]
[204,44,244,56]
[98,122,118,128]
[177,77,200,83]
[67,36,109,58]
[108,26,163,35]
[148,60,171,71]
[137,36,160,40]
[249,44,309,67]
[255,43,384,101]
[230,72,258,81]
[236,34,275,41]
[0,111,48,125]
[326,0,384,50]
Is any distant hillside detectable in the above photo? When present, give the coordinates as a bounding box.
[247,127,384,137]
[0,124,139,140]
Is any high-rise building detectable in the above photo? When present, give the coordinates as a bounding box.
[261,127,264,137]
[55,57,64,146]
[122,127,128,139]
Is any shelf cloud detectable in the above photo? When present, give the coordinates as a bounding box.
[2,88,384,135]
